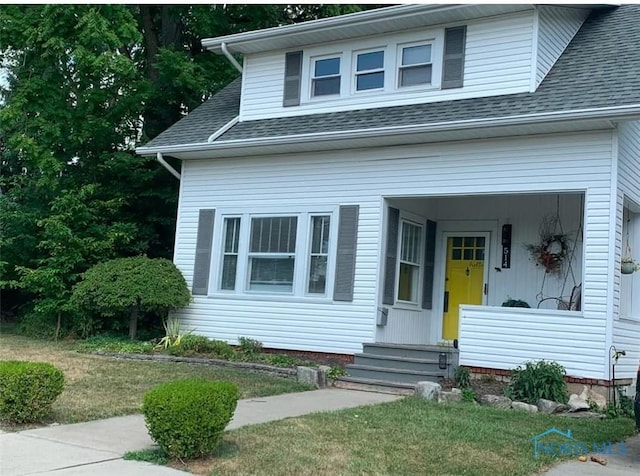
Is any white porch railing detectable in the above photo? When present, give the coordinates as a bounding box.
[458,305,606,379]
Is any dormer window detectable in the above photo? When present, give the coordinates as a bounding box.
[312,56,341,97]
[355,50,384,91]
[398,43,433,87]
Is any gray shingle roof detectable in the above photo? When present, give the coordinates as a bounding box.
[140,5,640,151]
[143,77,241,149]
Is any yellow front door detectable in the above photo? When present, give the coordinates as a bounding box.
[442,236,486,340]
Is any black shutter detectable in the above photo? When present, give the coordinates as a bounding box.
[382,207,400,306]
[442,26,466,89]
[333,205,359,302]
[283,51,303,107]
[192,209,215,295]
[422,220,437,309]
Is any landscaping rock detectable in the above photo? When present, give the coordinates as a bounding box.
[478,394,512,408]
[511,401,538,412]
[297,366,319,387]
[537,398,570,414]
[578,386,607,410]
[438,388,462,403]
[415,381,441,400]
[317,365,331,388]
[568,393,590,412]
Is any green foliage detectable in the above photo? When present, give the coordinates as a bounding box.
[505,360,568,404]
[75,336,154,354]
[453,366,471,389]
[264,354,304,368]
[156,316,192,350]
[605,388,635,419]
[16,310,60,339]
[124,449,169,465]
[71,257,191,339]
[0,361,64,423]
[142,378,239,459]
[238,337,263,357]
[209,340,237,360]
[501,298,531,308]
[461,388,478,403]
[326,366,348,380]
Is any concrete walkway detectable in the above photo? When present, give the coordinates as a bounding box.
[542,433,640,476]
[0,388,400,476]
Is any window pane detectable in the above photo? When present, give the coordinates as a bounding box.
[399,64,432,87]
[250,217,297,253]
[311,216,331,254]
[475,249,485,261]
[476,237,485,247]
[356,71,384,91]
[315,57,340,76]
[221,255,237,290]
[357,51,383,71]
[463,248,473,260]
[401,222,421,264]
[398,263,419,302]
[249,257,294,292]
[452,248,462,260]
[308,256,327,294]
[224,217,240,253]
[313,76,340,96]
[402,45,431,66]
[464,237,474,247]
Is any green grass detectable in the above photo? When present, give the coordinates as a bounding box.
[0,333,311,427]
[152,398,636,476]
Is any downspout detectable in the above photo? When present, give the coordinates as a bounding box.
[221,42,243,73]
[156,152,181,180]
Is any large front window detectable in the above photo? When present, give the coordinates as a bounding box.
[248,217,297,292]
[397,220,422,303]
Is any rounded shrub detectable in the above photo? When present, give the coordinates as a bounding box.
[142,378,239,459]
[506,360,568,404]
[0,361,65,423]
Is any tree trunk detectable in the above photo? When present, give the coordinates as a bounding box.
[55,312,61,341]
[129,308,139,340]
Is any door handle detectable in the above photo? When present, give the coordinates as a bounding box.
[444,291,449,312]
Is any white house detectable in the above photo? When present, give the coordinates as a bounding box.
[137,4,640,391]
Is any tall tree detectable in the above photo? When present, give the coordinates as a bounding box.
[0,4,372,333]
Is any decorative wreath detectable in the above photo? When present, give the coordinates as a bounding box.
[526,232,571,275]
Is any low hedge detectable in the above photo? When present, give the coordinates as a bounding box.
[142,378,239,459]
[0,361,65,423]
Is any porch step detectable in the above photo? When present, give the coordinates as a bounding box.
[344,364,445,385]
[334,376,417,396]
[353,353,447,372]
[363,343,459,364]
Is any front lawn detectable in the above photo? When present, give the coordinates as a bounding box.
[162,398,636,476]
[0,333,311,427]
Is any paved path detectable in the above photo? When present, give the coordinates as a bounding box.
[0,388,400,476]
[542,433,640,476]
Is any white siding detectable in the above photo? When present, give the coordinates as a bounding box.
[613,121,640,378]
[535,6,589,88]
[240,11,534,120]
[459,306,605,378]
[173,131,614,360]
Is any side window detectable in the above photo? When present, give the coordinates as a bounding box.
[311,56,341,97]
[397,220,423,303]
[248,217,298,292]
[308,215,331,294]
[355,50,384,91]
[398,43,433,88]
[220,217,240,290]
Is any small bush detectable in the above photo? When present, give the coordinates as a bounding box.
[210,340,237,360]
[238,337,263,357]
[453,366,471,389]
[501,298,531,308]
[0,361,65,423]
[142,378,239,459]
[461,388,478,403]
[505,360,568,404]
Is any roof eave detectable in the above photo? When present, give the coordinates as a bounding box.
[135,104,640,158]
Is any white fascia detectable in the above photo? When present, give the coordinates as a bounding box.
[135,104,640,157]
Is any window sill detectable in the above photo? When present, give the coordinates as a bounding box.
[393,302,422,312]
[207,293,333,305]
[618,315,640,324]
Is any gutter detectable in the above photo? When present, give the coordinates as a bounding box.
[136,103,640,156]
[156,153,181,180]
